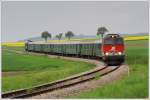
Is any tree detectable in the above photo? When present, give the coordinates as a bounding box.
[97,27,108,38]
[65,31,74,40]
[56,33,63,40]
[41,31,51,42]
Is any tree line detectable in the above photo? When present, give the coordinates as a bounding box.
[41,27,108,42]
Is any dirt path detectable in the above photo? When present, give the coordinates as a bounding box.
[2,71,28,77]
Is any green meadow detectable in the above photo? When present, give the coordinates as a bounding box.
[69,40,148,98]
[2,47,94,92]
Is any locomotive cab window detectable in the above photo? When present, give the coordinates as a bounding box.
[103,37,123,45]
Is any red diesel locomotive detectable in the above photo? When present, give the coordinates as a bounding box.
[101,34,125,65]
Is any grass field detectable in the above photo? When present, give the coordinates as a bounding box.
[2,46,25,52]
[2,47,94,92]
[69,40,148,98]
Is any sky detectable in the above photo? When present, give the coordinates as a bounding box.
[1,1,149,42]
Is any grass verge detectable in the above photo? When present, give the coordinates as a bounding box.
[2,47,94,92]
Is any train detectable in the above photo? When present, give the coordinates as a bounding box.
[25,34,125,65]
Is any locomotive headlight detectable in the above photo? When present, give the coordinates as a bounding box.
[105,52,109,55]
[118,52,122,55]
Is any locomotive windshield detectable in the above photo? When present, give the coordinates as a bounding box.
[103,37,123,45]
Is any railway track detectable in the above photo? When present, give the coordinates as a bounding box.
[2,64,119,98]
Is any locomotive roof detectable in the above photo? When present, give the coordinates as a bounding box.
[104,34,121,38]
[103,34,123,40]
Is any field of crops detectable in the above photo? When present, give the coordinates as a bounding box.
[69,40,148,98]
[124,35,148,41]
[2,42,25,46]
[2,47,94,92]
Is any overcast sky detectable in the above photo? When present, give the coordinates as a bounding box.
[2,1,149,42]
